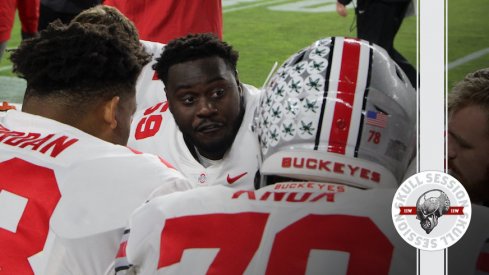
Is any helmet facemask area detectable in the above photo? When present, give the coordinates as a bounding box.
[254,37,416,189]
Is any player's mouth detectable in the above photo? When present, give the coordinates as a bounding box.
[195,122,224,134]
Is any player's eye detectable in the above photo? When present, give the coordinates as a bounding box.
[211,88,225,99]
[181,95,196,105]
[449,132,472,149]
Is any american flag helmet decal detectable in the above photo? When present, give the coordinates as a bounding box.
[254,37,416,188]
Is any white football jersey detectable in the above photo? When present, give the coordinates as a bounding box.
[115,182,489,275]
[128,84,261,189]
[0,110,192,275]
[136,40,167,110]
[114,182,417,275]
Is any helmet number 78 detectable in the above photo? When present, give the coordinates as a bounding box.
[368,130,382,144]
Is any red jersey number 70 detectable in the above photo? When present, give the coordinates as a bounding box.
[158,213,393,274]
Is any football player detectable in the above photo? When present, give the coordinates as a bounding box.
[71,5,166,111]
[74,9,259,189]
[127,33,261,189]
[113,37,421,274]
[0,20,191,274]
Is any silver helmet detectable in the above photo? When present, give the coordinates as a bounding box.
[255,37,416,188]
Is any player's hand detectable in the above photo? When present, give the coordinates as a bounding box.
[336,2,348,17]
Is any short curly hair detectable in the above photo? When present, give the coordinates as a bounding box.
[10,20,150,103]
[154,33,239,85]
[448,68,489,134]
[72,5,139,44]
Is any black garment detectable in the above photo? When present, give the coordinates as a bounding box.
[340,0,417,87]
[38,0,101,31]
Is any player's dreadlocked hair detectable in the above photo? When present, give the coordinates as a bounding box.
[72,5,139,45]
[10,20,150,103]
[154,33,239,85]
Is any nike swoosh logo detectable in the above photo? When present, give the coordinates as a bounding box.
[227,172,248,184]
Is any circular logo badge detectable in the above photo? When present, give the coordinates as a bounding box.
[198,173,207,184]
[391,171,471,251]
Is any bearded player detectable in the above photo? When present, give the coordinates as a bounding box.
[127,33,261,189]
[0,21,191,274]
[111,37,421,274]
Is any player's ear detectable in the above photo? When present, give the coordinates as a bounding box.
[103,96,120,129]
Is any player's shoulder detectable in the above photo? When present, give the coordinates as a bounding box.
[243,83,262,98]
[140,186,230,213]
[129,100,176,146]
[0,101,21,114]
[334,186,397,210]
[242,84,262,115]
[50,148,186,239]
[0,110,106,162]
[151,185,230,204]
[108,146,173,165]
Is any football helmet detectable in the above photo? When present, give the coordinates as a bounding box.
[254,37,416,189]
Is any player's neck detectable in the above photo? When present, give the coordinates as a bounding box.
[194,147,222,168]
[22,95,102,138]
[23,96,76,125]
[183,137,225,162]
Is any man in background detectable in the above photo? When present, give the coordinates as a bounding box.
[104,0,222,44]
[447,68,489,274]
[336,0,416,87]
[0,0,39,61]
[38,0,101,31]
[448,68,489,206]
[0,19,190,274]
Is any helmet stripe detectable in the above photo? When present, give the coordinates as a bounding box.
[314,38,370,156]
[328,38,362,155]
